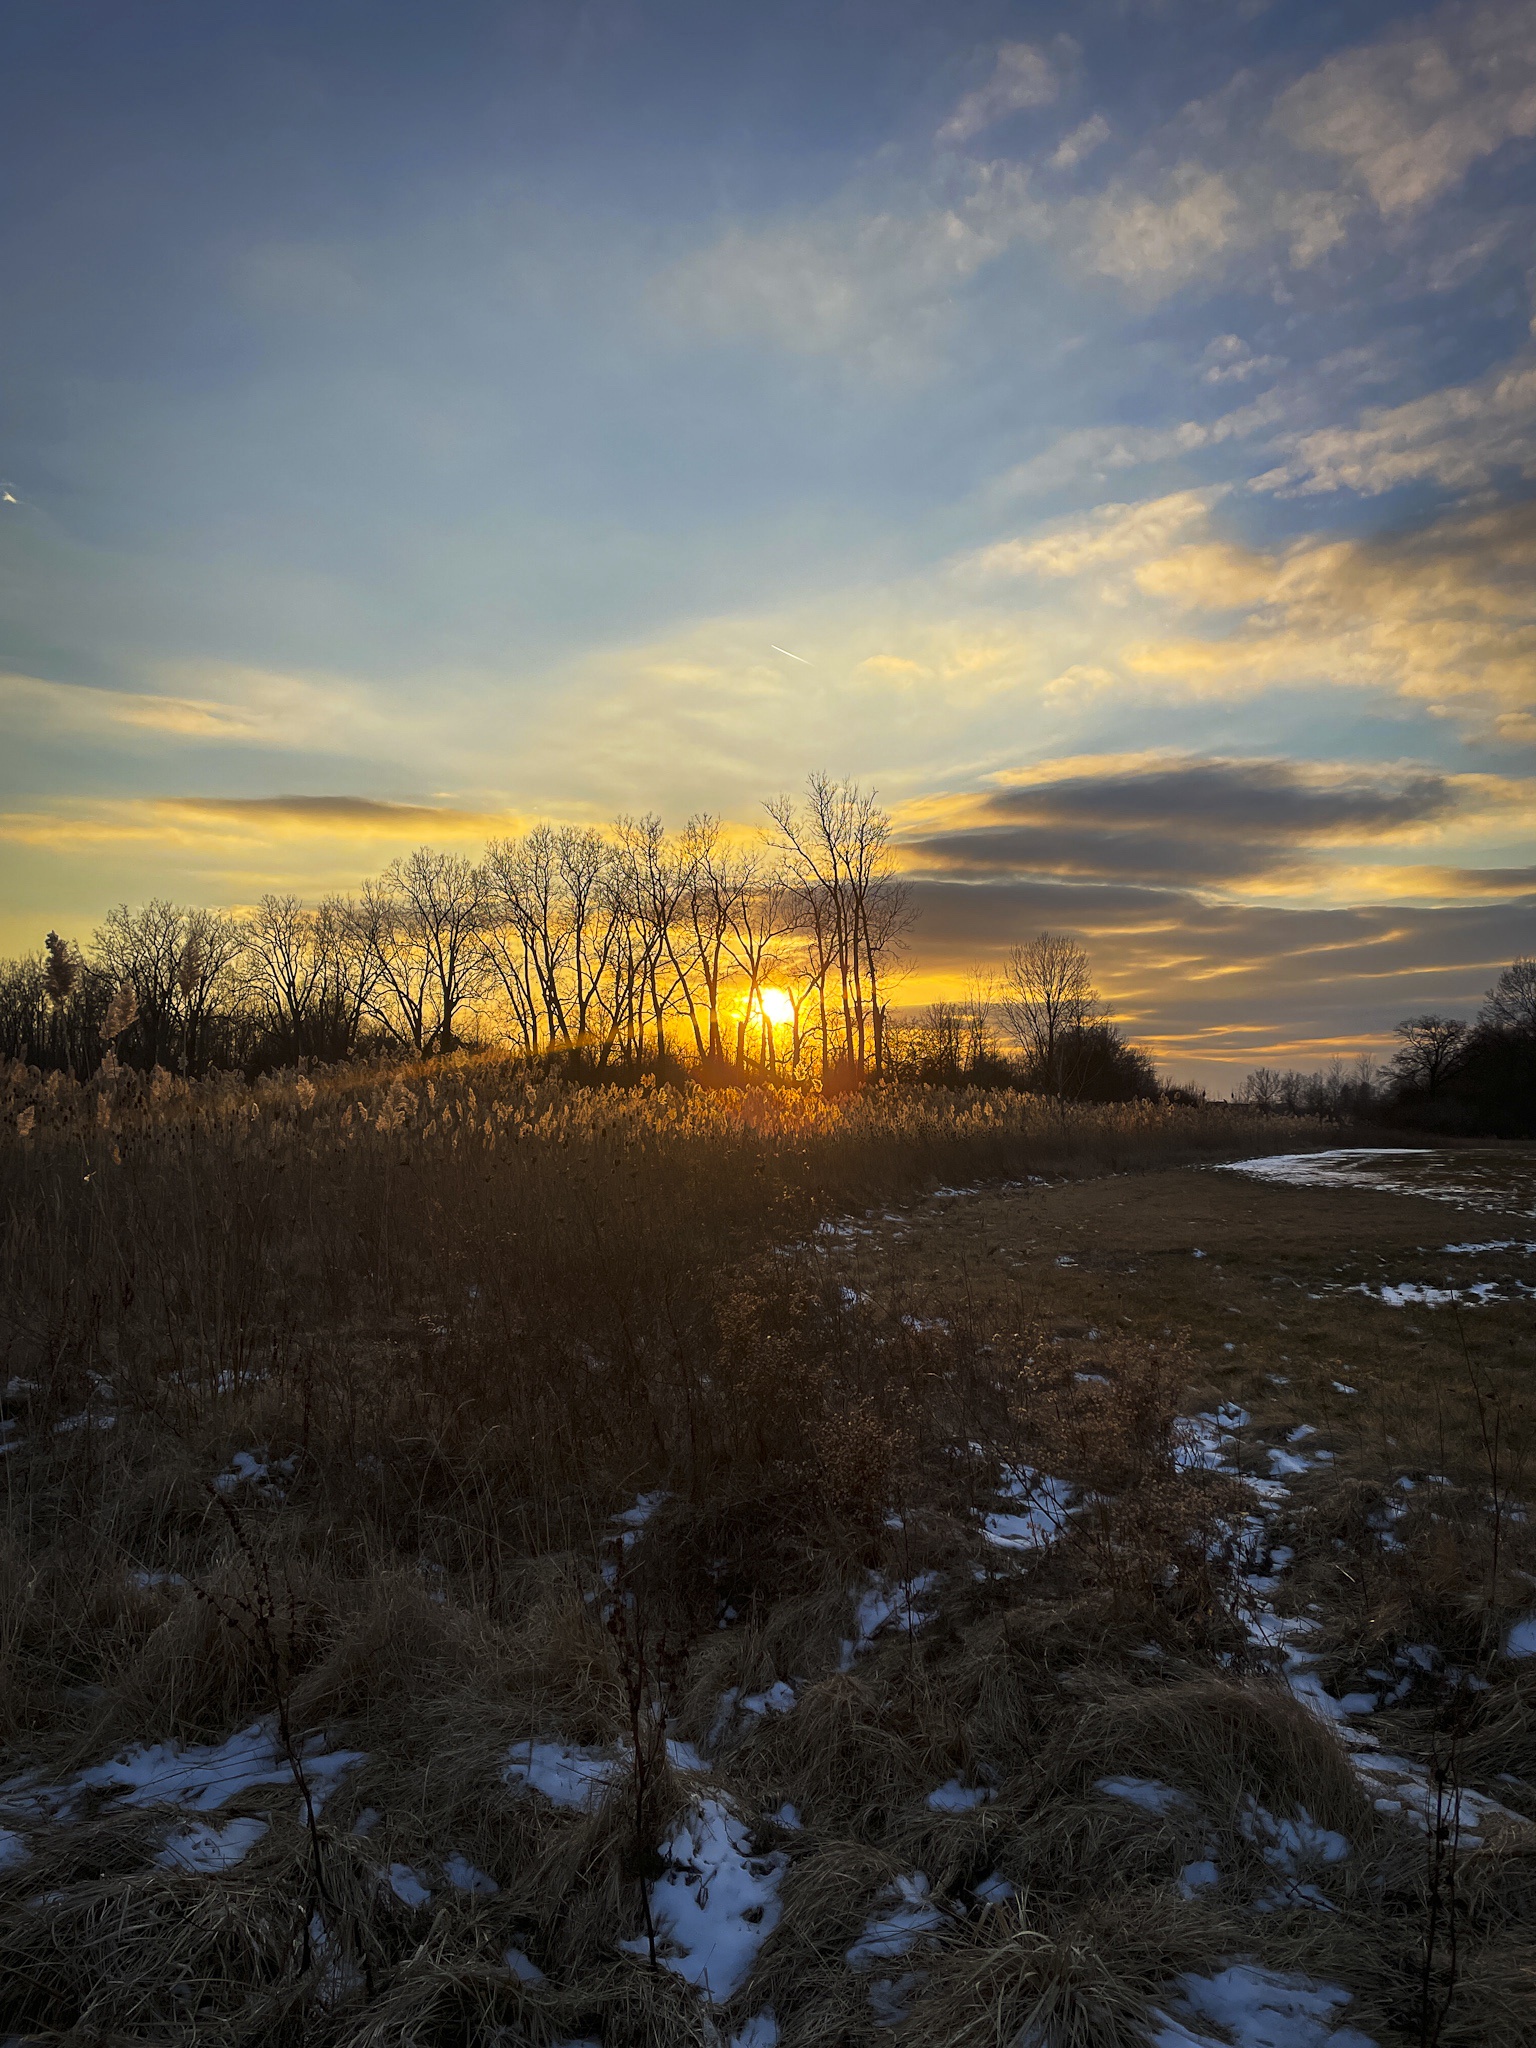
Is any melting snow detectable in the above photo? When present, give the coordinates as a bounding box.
[505,1740,620,1812]
[155,1815,269,1873]
[927,1778,994,1813]
[443,1851,498,1894]
[846,1872,946,1967]
[839,1573,938,1666]
[212,1450,294,1499]
[386,1863,432,1908]
[620,1796,785,2003]
[982,1466,1075,1551]
[505,1946,546,1984]
[1151,1963,1377,2047]
[1096,1776,1192,1817]
[42,1720,366,1823]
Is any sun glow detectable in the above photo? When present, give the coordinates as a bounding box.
[759,987,794,1027]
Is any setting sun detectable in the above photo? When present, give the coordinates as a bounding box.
[759,988,794,1027]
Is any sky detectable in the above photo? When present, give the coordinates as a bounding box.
[2,0,1534,1079]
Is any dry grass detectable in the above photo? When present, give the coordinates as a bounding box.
[1,1057,1533,2044]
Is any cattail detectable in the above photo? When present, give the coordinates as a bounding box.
[100,980,138,1045]
[15,1106,34,1138]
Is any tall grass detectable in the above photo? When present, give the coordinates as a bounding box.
[4,1059,1530,2046]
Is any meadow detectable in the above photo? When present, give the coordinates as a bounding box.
[0,1057,1532,2047]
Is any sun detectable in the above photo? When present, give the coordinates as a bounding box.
[759,987,794,1027]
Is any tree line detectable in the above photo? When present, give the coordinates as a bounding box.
[0,778,917,1084]
[1234,958,1536,1136]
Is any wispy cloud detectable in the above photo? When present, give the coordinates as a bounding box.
[1255,350,1536,496]
[936,42,1060,146]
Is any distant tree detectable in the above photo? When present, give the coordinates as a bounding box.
[1391,1014,1468,1098]
[1480,957,1536,1035]
[1236,1068,1283,1110]
[999,933,1097,1097]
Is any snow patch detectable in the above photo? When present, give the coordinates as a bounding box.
[620,1796,785,2004]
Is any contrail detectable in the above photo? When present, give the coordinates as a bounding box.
[770,644,812,665]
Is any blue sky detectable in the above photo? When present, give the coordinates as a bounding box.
[3,0,1534,1075]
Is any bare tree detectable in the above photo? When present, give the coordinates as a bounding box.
[999,932,1098,1096]
[765,775,909,1079]
[1391,1014,1468,1098]
[1480,958,1536,1035]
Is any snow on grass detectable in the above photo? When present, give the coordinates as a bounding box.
[1240,1799,1348,1911]
[839,1572,938,1667]
[154,1815,269,1874]
[386,1863,432,1908]
[728,2011,779,2047]
[926,1778,994,1813]
[443,1851,498,1894]
[0,1826,31,1872]
[505,1946,546,1985]
[1178,1859,1220,1898]
[1150,1963,1377,2047]
[973,1869,1014,1906]
[1095,1776,1192,1817]
[619,1796,785,2003]
[212,1450,294,1499]
[845,1872,946,1968]
[770,1802,802,1830]
[504,1739,621,1812]
[59,1719,365,1821]
[710,1680,797,1750]
[1505,1615,1536,1659]
[982,1466,1075,1552]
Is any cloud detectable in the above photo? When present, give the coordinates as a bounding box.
[897,754,1475,890]
[1201,334,1285,385]
[1273,0,1536,216]
[1119,498,1536,739]
[1078,165,1245,289]
[968,489,1218,579]
[937,43,1059,145]
[158,795,497,835]
[1051,115,1110,171]
[896,872,1534,1071]
[652,163,1041,371]
[992,390,1284,497]
[0,665,387,753]
[1255,350,1536,496]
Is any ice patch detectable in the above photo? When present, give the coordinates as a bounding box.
[155,1814,269,1873]
[620,1796,785,2003]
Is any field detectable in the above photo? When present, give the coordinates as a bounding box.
[1,1059,1533,2048]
